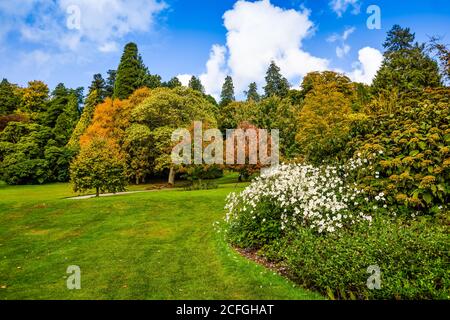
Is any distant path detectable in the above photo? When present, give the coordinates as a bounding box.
[66,190,160,200]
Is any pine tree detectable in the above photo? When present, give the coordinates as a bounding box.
[383,25,415,54]
[372,25,441,95]
[114,42,147,99]
[53,93,80,145]
[263,61,290,98]
[67,90,100,149]
[144,74,162,89]
[105,70,116,98]
[219,76,235,107]
[188,76,204,93]
[88,74,106,102]
[42,83,70,127]
[245,82,260,102]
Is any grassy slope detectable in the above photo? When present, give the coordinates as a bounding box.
[0,181,322,300]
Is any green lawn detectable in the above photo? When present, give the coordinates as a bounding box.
[0,180,322,300]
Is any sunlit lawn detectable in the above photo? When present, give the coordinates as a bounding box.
[0,177,322,299]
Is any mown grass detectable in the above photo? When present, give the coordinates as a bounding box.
[0,179,322,300]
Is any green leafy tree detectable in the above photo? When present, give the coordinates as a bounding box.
[296,71,356,163]
[114,42,148,99]
[256,96,301,159]
[218,101,257,132]
[0,122,53,184]
[21,80,49,114]
[263,61,290,98]
[0,79,20,115]
[70,138,127,197]
[131,87,217,185]
[372,25,441,95]
[245,82,260,102]
[188,76,204,93]
[220,76,235,107]
[123,124,152,185]
[44,146,76,182]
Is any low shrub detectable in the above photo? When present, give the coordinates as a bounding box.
[262,214,449,300]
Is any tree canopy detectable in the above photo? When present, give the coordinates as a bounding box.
[372,25,441,95]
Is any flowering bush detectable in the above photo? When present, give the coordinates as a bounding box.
[225,160,387,247]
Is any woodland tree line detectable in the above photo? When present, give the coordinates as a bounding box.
[0,25,449,205]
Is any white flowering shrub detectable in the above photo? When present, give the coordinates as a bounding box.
[225,161,387,247]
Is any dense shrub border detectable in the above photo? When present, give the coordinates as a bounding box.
[226,212,449,300]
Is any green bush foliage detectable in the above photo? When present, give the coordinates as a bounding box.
[260,214,449,300]
[345,88,450,213]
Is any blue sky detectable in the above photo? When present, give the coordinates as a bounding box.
[0,0,449,99]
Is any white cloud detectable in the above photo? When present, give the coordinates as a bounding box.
[336,44,350,58]
[99,42,119,53]
[58,0,167,52]
[0,0,167,52]
[176,74,192,87]
[342,26,355,40]
[200,45,228,100]
[199,0,329,98]
[328,26,355,58]
[329,0,361,17]
[348,47,383,84]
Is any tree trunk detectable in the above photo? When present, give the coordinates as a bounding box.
[168,166,175,187]
[136,176,139,185]
[96,187,100,197]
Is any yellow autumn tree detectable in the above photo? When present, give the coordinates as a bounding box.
[296,72,356,163]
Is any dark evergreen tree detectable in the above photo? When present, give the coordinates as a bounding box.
[245,82,260,102]
[114,42,147,99]
[105,69,116,98]
[68,89,100,149]
[88,74,106,102]
[42,83,70,127]
[188,76,204,93]
[144,74,162,89]
[383,25,415,54]
[372,25,441,95]
[263,61,290,98]
[166,77,182,89]
[53,93,80,145]
[220,76,235,107]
